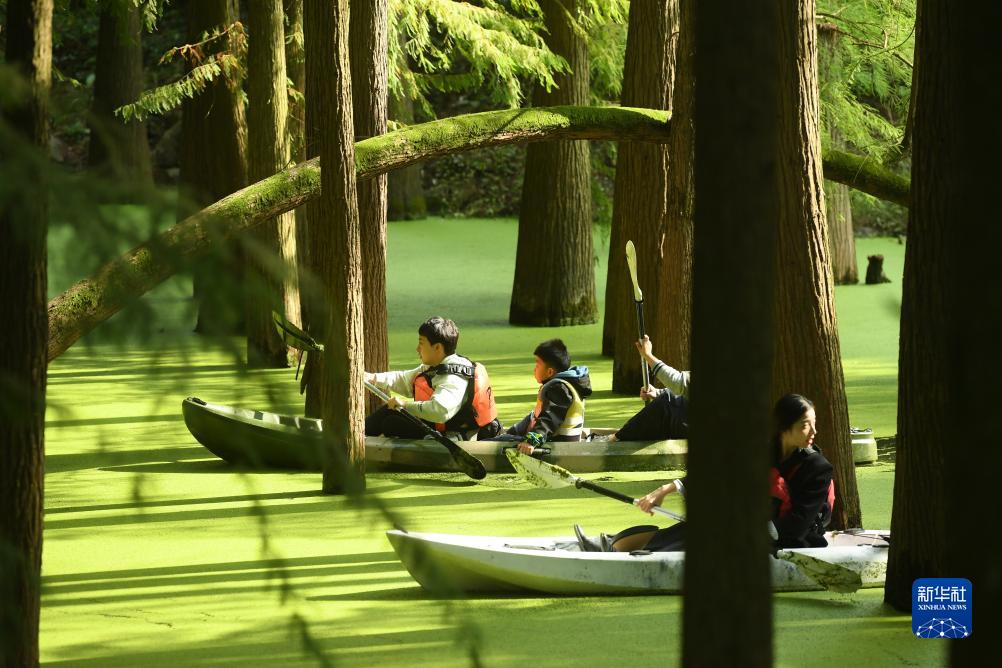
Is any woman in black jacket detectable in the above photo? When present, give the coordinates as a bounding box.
[576,394,835,552]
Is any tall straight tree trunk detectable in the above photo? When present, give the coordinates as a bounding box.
[183,0,249,335]
[656,0,695,370]
[246,0,298,367]
[818,26,857,285]
[387,90,427,220]
[0,1,52,664]
[87,0,152,190]
[509,0,595,326]
[603,0,677,394]
[303,0,366,494]
[284,0,309,342]
[350,0,390,414]
[773,0,859,529]
[683,0,779,665]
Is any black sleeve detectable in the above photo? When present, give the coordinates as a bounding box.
[773,455,833,548]
[506,412,534,436]
[527,382,574,439]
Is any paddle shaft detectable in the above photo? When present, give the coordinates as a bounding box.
[363,381,487,480]
[633,300,650,392]
[574,478,683,521]
[625,242,650,397]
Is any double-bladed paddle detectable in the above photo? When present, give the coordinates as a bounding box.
[625,241,650,398]
[505,450,864,593]
[364,380,487,480]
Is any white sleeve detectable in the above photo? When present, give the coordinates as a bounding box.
[651,360,690,397]
[368,366,424,398]
[404,373,469,423]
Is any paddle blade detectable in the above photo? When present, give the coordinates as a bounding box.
[776,551,863,593]
[625,240,643,301]
[506,449,575,489]
[272,311,324,352]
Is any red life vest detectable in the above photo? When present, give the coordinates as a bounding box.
[412,360,498,432]
[769,464,836,519]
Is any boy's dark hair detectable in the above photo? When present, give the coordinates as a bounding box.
[534,338,571,372]
[419,316,459,355]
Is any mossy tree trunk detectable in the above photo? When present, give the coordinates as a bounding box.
[603,0,677,394]
[656,0,695,371]
[885,7,1002,645]
[683,0,779,665]
[182,0,249,336]
[0,2,52,664]
[510,0,596,326]
[387,91,427,220]
[87,0,152,191]
[773,0,859,530]
[45,106,912,363]
[303,0,366,494]
[350,0,390,413]
[818,26,858,285]
[246,0,298,368]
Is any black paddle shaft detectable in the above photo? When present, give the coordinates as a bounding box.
[634,300,651,393]
[576,478,636,506]
[395,408,487,480]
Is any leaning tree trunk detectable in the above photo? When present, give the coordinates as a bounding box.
[818,25,858,285]
[350,0,390,413]
[0,2,52,664]
[509,0,596,326]
[303,0,366,494]
[773,0,859,530]
[603,0,677,394]
[45,107,912,364]
[656,0,695,370]
[387,90,428,220]
[87,0,153,191]
[245,0,299,368]
[683,0,780,665]
[183,0,249,335]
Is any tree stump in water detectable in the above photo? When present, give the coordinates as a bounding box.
[865,255,892,284]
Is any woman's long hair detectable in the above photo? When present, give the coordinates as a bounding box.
[771,394,814,463]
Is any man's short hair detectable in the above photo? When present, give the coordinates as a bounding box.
[534,338,571,372]
[419,316,460,355]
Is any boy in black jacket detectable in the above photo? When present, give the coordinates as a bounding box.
[490,339,593,453]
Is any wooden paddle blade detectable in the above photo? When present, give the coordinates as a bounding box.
[506,449,575,489]
[775,550,864,593]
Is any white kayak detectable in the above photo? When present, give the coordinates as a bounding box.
[386,529,889,595]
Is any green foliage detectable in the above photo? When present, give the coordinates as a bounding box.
[817,0,915,161]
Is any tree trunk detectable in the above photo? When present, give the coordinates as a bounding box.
[509,0,596,326]
[350,0,390,414]
[773,0,860,530]
[182,0,249,336]
[656,0,695,370]
[0,1,52,664]
[87,0,153,191]
[603,0,677,394]
[245,0,297,368]
[683,0,779,665]
[284,0,309,346]
[818,27,858,285]
[303,0,366,494]
[45,106,912,364]
[387,91,427,220]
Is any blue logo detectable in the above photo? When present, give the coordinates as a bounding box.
[912,578,972,638]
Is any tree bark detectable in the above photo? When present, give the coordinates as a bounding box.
[245,0,298,368]
[284,0,309,348]
[683,0,779,665]
[303,0,366,494]
[45,106,911,363]
[603,0,677,394]
[773,0,860,530]
[387,90,427,220]
[182,0,249,335]
[818,27,858,285]
[656,0,695,371]
[509,0,596,326]
[350,0,390,414]
[0,1,52,664]
[87,0,153,190]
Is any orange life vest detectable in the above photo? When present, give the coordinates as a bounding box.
[412,360,498,432]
